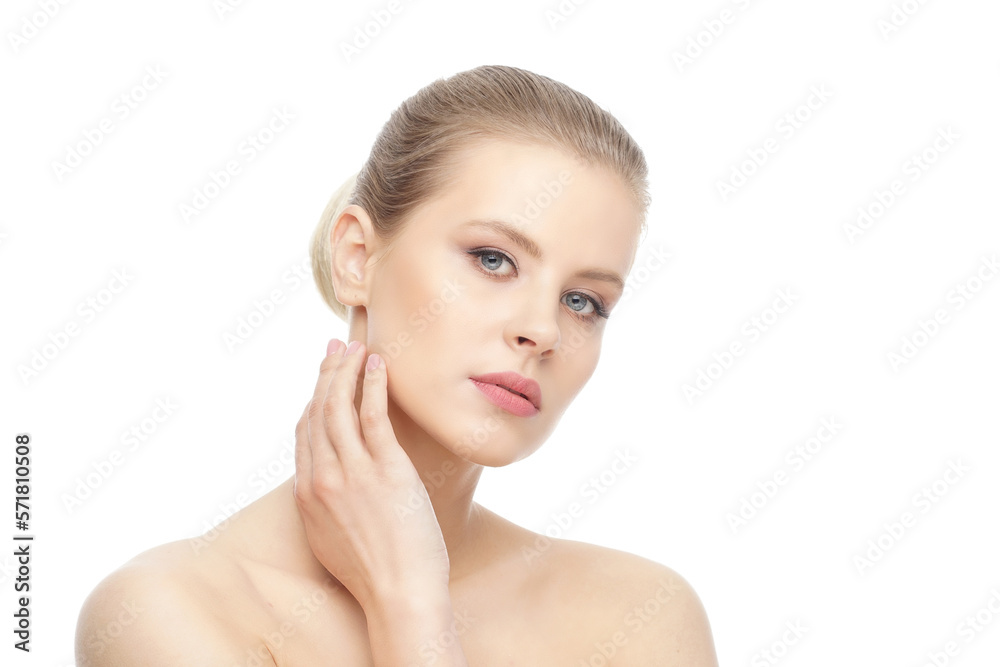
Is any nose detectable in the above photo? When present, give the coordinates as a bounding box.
[506,288,561,357]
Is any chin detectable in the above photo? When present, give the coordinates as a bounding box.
[458,443,537,468]
[447,410,558,468]
[386,371,561,466]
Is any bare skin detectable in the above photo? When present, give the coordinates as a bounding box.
[77,479,714,665]
[75,140,718,666]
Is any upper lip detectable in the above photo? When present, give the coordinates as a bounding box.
[470,372,542,410]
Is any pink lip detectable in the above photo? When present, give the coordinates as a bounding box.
[469,372,541,417]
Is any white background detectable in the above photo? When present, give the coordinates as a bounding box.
[2,0,999,665]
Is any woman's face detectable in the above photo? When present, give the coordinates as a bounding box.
[359,139,642,467]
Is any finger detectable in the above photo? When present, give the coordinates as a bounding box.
[320,339,370,465]
[358,352,399,461]
[297,339,344,476]
[306,339,348,474]
[311,338,347,401]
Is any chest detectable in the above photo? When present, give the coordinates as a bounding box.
[249,580,565,666]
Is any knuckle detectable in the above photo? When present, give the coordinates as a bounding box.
[358,404,380,429]
[322,394,339,418]
[311,470,341,496]
[292,479,312,505]
[295,411,309,437]
[319,353,340,374]
[383,462,416,487]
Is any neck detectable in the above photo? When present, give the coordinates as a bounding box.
[343,314,489,580]
[256,465,486,587]
[232,337,490,588]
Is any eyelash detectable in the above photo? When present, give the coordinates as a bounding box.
[467,248,611,321]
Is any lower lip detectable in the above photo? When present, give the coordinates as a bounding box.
[470,380,539,417]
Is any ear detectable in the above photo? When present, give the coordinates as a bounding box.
[330,204,378,308]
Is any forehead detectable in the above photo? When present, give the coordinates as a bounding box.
[402,139,641,273]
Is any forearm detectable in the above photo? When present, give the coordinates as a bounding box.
[364,588,469,667]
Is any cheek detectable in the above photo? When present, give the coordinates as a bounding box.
[553,332,602,395]
[368,251,456,355]
[368,252,469,413]
[383,256,484,356]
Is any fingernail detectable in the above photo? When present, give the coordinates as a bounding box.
[366,353,381,371]
[327,338,343,356]
[346,340,362,356]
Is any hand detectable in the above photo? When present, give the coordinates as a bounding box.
[293,338,451,611]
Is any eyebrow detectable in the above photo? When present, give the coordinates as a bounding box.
[461,219,625,292]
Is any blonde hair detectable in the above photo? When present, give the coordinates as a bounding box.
[310,65,650,322]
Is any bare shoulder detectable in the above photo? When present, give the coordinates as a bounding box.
[526,535,718,666]
[75,538,264,667]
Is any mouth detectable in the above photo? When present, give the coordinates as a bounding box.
[497,385,531,402]
[469,371,542,417]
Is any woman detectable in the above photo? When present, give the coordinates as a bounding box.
[75,65,718,666]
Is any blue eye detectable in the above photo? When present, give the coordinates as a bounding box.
[467,248,610,321]
[564,293,596,316]
[562,293,610,321]
[473,248,515,276]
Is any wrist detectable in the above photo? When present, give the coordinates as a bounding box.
[363,587,469,667]
[363,582,452,622]
[361,568,451,609]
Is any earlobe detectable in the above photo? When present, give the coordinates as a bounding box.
[330,204,376,308]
